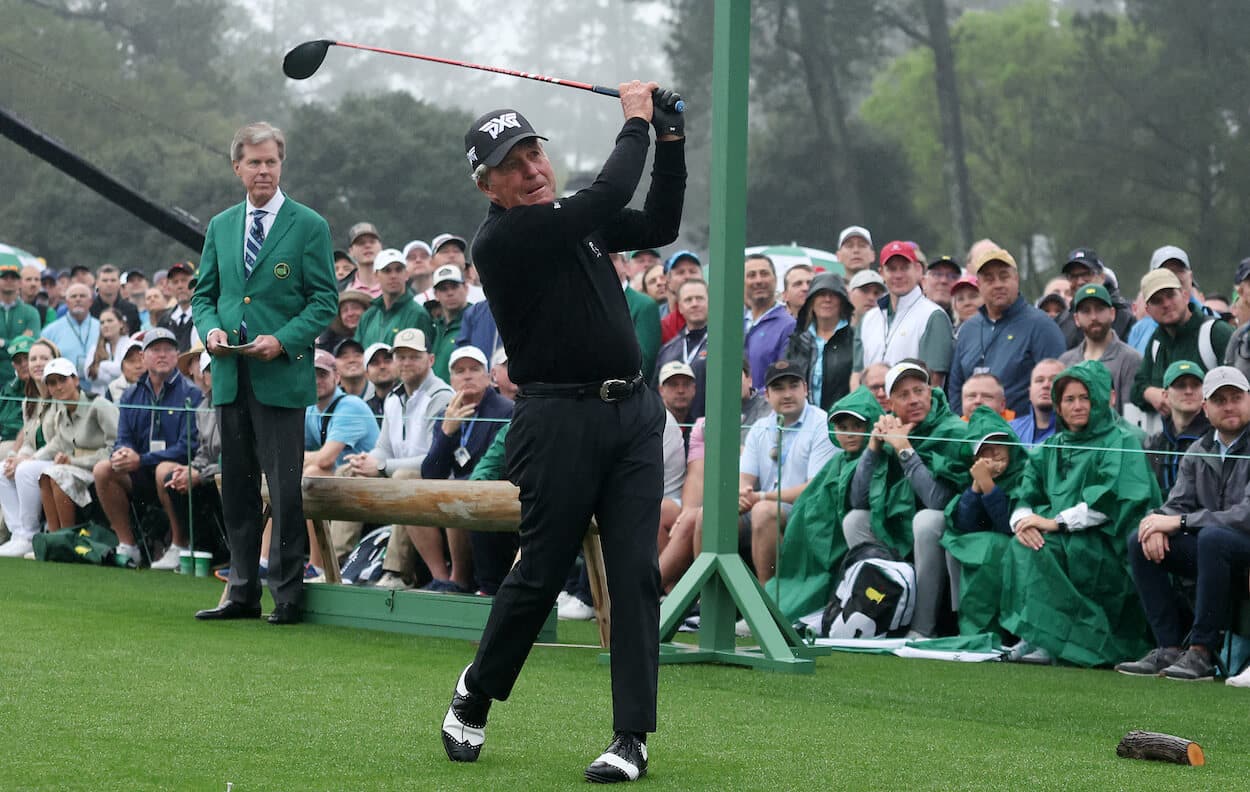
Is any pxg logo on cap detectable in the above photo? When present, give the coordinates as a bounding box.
[465,108,548,172]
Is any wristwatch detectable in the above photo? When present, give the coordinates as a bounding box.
[377,458,387,475]
[1180,513,1188,531]
[897,448,915,462]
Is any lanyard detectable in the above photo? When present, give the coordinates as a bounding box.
[682,332,707,365]
[459,418,476,449]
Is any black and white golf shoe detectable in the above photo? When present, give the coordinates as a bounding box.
[584,732,648,783]
[441,665,491,762]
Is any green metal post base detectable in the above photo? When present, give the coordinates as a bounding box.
[596,551,829,673]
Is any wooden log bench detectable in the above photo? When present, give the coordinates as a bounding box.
[225,477,611,647]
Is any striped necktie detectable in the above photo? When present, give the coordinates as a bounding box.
[244,209,267,279]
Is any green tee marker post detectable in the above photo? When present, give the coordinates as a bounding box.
[651,0,823,673]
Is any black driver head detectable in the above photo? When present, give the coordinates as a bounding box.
[282,39,335,80]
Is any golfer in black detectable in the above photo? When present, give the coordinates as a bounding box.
[441,81,685,783]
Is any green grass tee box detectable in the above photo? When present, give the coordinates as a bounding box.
[0,560,1245,791]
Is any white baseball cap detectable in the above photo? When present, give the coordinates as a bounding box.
[1202,366,1250,400]
[43,357,78,381]
[372,248,406,272]
[658,360,696,385]
[838,225,873,249]
[848,270,886,291]
[884,361,929,396]
[363,343,393,365]
[1150,245,1190,271]
[392,328,428,353]
[433,264,464,287]
[448,345,488,370]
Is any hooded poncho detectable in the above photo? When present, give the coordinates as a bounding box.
[766,387,911,620]
[941,407,1028,636]
[999,360,1159,665]
[905,386,975,498]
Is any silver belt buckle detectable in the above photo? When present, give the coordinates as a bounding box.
[599,379,628,402]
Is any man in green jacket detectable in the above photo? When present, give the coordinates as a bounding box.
[1132,268,1232,415]
[191,121,338,625]
[612,251,661,382]
[356,248,435,348]
[0,263,41,386]
[429,264,469,383]
[0,335,32,442]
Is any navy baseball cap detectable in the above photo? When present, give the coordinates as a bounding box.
[465,109,547,172]
[1236,257,1250,285]
[1063,247,1103,273]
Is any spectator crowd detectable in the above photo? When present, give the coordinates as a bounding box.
[3,220,1250,685]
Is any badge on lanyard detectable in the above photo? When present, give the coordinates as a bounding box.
[454,446,471,467]
[150,440,167,452]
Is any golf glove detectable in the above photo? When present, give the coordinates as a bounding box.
[652,89,684,138]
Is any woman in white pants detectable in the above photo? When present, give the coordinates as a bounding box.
[0,338,59,557]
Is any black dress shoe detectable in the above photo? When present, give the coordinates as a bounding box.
[268,602,302,625]
[585,732,648,783]
[195,601,261,621]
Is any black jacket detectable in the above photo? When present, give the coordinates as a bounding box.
[785,272,855,411]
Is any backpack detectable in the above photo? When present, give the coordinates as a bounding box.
[1149,317,1219,371]
[32,521,119,565]
[340,525,391,585]
[821,542,916,639]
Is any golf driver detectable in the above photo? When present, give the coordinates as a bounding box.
[282,39,684,112]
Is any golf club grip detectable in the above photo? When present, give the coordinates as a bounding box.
[592,85,686,114]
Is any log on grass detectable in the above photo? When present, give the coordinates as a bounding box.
[301,477,522,531]
[1115,730,1205,766]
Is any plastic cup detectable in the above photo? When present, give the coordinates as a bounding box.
[179,550,194,575]
[193,551,212,578]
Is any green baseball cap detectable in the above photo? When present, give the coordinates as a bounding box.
[7,335,34,357]
[1163,360,1204,389]
[1071,283,1112,310]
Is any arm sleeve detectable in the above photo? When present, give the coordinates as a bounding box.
[918,311,954,374]
[852,332,864,372]
[946,335,968,416]
[1131,333,1158,410]
[850,449,881,509]
[421,413,456,480]
[599,136,687,253]
[806,431,838,480]
[479,120,652,257]
[191,216,223,337]
[953,489,984,534]
[739,424,764,480]
[900,452,956,510]
[980,485,1014,535]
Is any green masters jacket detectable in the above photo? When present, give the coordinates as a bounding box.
[430,308,465,384]
[0,376,24,441]
[1001,360,1158,666]
[355,293,435,351]
[625,286,661,383]
[192,193,339,408]
[0,302,40,385]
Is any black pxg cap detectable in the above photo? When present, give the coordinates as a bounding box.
[464,109,547,173]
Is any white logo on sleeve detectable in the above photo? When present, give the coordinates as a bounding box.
[479,112,521,140]
[587,240,601,257]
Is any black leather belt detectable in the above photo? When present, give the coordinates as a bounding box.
[519,374,645,403]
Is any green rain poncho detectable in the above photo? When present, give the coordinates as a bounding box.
[766,387,911,620]
[999,360,1158,666]
[905,386,975,497]
[941,407,1028,637]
